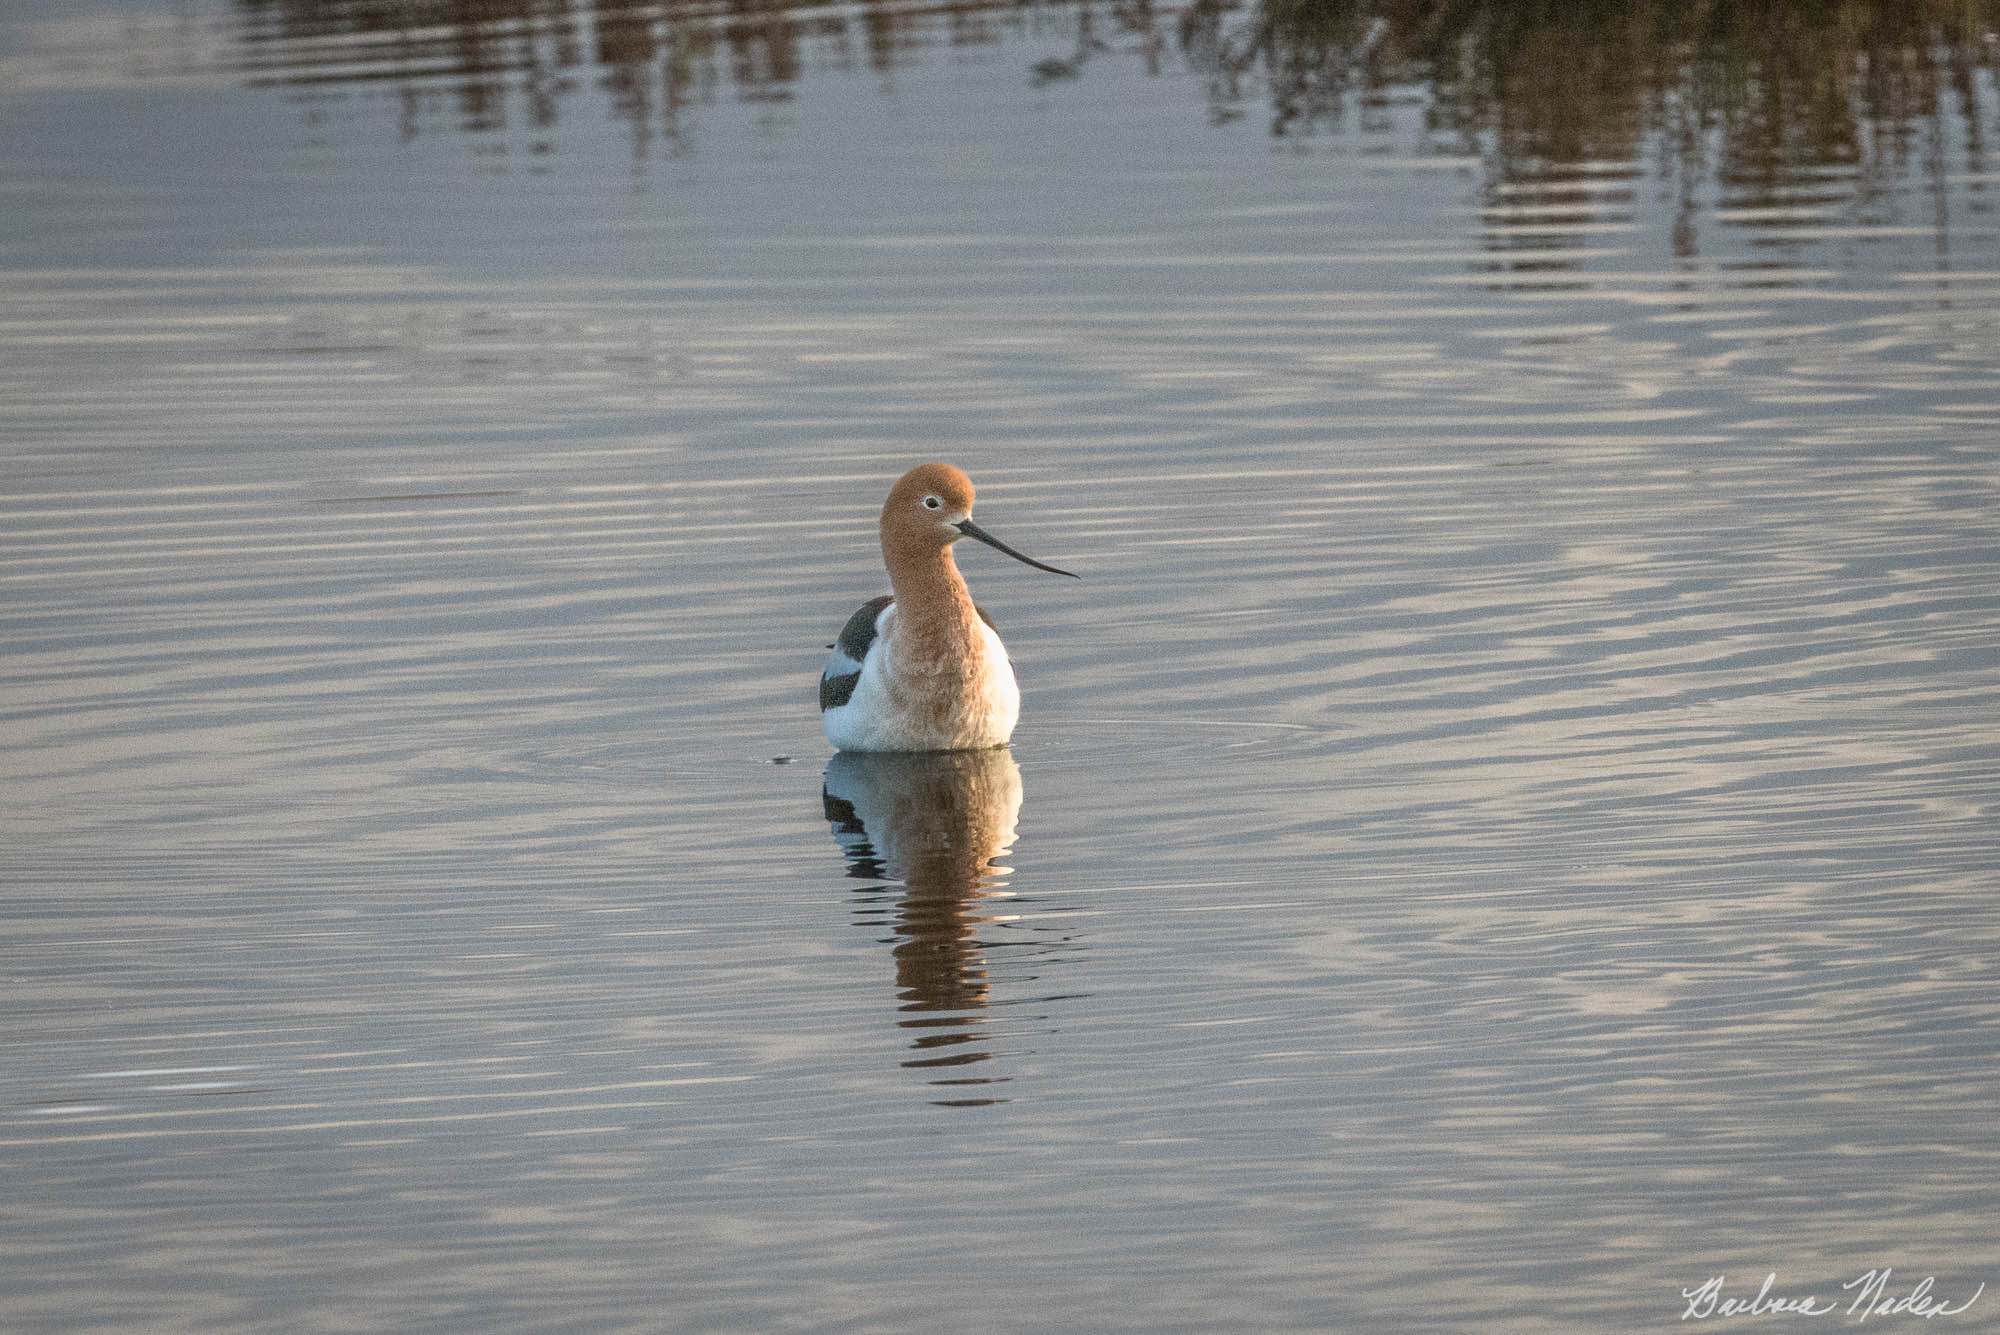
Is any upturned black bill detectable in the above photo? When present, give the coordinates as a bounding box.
[954,519,1080,579]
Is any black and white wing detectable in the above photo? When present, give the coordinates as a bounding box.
[819,594,892,712]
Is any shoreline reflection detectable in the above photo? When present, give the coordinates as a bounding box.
[218,0,2000,271]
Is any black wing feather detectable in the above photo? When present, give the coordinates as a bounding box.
[836,595,893,661]
[819,595,892,713]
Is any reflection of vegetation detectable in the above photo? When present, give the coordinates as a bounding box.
[235,0,820,155]
[1178,0,2000,263]
[1180,0,1380,132]
[236,0,1102,155]
[238,0,1997,204]
[1184,0,1996,178]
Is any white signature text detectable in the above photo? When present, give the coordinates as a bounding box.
[1681,1270,1984,1323]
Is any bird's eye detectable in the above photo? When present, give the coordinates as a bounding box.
[922,496,942,510]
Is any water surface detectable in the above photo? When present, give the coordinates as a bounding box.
[3,1,1999,1329]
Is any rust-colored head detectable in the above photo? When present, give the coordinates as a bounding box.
[880,462,977,563]
[878,463,1078,582]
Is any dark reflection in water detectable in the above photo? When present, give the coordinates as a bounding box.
[229,0,2000,260]
[825,749,1079,1108]
[232,1,1993,154]
[1183,0,1994,157]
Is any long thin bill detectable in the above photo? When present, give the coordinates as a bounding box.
[954,518,1080,579]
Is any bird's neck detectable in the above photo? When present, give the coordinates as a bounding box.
[888,546,980,659]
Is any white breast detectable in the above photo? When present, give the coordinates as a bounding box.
[823,607,1020,752]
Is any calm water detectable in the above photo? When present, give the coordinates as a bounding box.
[4,0,2000,1329]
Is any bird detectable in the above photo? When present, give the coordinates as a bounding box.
[820,463,1078,752]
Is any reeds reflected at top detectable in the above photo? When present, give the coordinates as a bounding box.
[233,1,1995,206]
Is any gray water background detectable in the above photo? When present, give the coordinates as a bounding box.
[3,1,1999,1329]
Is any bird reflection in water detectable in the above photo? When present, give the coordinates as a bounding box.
[822,748,1028,1107]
